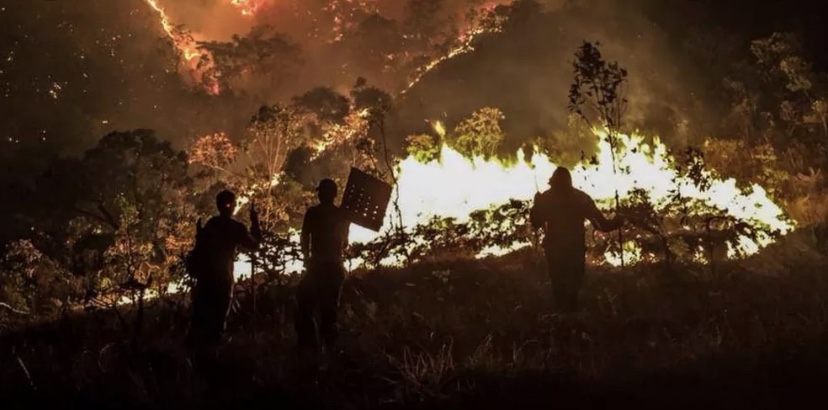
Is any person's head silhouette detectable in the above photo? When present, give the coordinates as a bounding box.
[548,166,573,192]
[316,178,337,205]
[216,190,236,216]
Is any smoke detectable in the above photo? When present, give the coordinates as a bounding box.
[390,0,704,158]
[0,0,778,166]
[3,0,528,166]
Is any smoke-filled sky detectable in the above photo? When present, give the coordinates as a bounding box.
[1,0,826,179]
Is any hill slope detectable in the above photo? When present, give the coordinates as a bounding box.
[2,230,828,408]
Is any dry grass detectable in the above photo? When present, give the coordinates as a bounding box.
[2,226,828,409]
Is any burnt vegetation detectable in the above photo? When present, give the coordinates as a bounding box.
[3,0,828,408]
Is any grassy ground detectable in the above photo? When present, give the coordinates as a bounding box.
[2,226,828,409]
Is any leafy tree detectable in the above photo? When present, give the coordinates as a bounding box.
[343,13,405,85]
[188,132,239,179]
[292,87,351,124]
[568,41,629,265]
[751,33,814,94]
[197,25,302,96]
[450,107,505,159]
[352,77,395,119]
[189,88,379,245]
[343,78,396,185]
[535,113,597,169]
[406,134,442,163]
[219,103,312,232]
[2,130,201,338]
[402,0,449,54]
[751,32,827,140]
[0,239,74,327]
[28,131,196,307]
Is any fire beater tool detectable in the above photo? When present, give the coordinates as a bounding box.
[340,167,393,232]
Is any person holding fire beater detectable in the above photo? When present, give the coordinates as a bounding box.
[530,166,624,313]
[296,178,351,363]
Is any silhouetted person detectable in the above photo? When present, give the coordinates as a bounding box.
[187,190,261,356]
[296,178,350,360]
[530,167,623,313]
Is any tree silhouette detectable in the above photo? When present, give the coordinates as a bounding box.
[568,40,629,266]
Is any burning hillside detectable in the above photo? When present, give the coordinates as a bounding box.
[140,0,509,97]
[37,0,797,287]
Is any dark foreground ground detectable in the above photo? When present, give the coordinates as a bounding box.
[2,228,828,409]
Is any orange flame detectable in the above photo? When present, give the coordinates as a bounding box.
[402,4,504,95]
[345,126,795,267]
[143,0,200,61]
[143,0,226,95]
[230,0,269,16]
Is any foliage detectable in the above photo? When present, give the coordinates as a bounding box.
[568,40,629,264]
[1,130,199,330]
[189,103,312,233]
[292,87,352,124]
[352,77,395,122]
[346,200,533,268]
[188,132,238,175]
[701,138,789,194]
[249,230,302,286]
[749,32,828,142]
[0,239,74,325]
[4,241,828,406]
[751,33,814,94]
[347,13,404,74]
[535,113,598,169]
[405,134,442,163]
[50,131,193,287]
[197,25,302,94]
[402,0,451,54]
[568,41,629,137]
[449,107,505,159]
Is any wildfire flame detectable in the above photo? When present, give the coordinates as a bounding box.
[231,0,269,16]
[143,0,199,61]
[141,0,790,274]
[143,0,501,96]
[402,10,503,95]
[143,0,266,95]
[345,127,794,267]
[231,127,795,278]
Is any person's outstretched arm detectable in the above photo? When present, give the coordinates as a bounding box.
[581,192,623,232]
[237,204,262,251]
[237,226,260,251]
[249,203,262,243]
